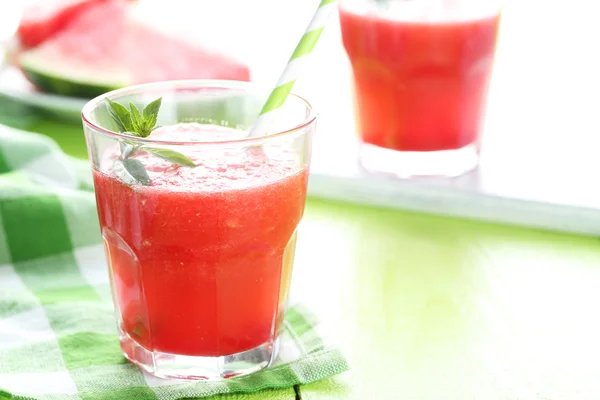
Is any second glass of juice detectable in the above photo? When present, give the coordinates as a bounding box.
[340,0,501,177]
[82,81,315,380]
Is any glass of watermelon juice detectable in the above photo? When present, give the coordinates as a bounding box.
[82,80,315,380]
[340,0,501,177]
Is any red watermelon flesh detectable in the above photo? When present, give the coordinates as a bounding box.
[128,24,251,84]
[20,1,128,77]
[17,0,107,48]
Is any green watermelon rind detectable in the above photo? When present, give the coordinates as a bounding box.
[19,51,130,99]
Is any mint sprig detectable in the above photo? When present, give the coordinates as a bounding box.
[106,97,196,186]
[107,98,161,138]
[143,147,197,167]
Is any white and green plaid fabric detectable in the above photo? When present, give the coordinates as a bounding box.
[0,125,348,400]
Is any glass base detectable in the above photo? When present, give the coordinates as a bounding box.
[359,142,479,178]
[120,330,279,381]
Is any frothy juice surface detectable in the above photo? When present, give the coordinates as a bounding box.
[340,5,500,151]
[92,123,308,357]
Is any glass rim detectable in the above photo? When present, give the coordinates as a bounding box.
[339,0,502,18]
[81,79,316,146]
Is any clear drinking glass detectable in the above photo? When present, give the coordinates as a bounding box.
[339,0,502,177]
[82,80,315,380]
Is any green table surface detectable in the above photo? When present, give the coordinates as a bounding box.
[2,101,600,400]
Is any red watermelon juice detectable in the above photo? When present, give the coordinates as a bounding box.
[340,5,500,152]
[92,124,308,359]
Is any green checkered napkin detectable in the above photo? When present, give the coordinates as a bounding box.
[0,125,348,400]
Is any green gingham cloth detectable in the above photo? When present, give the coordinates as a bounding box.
[0,125,348,399]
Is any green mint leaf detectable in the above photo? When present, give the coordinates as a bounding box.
[106,98,162,138]
[142,147,196,167]
[141,120,155,137]
[138,98,161,137]
[142,98,162,128]
[113,158,151,186]
[108,109,127,132]
[107,98,133,132]
[129,102,143,134]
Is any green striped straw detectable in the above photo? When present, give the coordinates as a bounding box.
[248,0,338,137]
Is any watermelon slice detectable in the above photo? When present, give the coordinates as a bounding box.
[17,0,107,48]
[19,1,130,97]
[18,2,251,98]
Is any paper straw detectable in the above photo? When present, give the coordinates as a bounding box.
[248,0,338,137]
